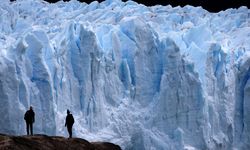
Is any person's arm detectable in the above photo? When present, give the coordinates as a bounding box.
[65,116,67,127]
[33,112,35,123]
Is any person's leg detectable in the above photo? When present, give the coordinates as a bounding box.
[67,126,69,138]
[30,123,33,135]
[67,126,72,138]
[69,126,72,138]
[26,122,29,135]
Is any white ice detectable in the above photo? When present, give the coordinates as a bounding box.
[0,0,249,149]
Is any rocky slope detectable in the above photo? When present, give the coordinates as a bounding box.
[0,134,121,150]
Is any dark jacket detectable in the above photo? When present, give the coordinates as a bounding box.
[65,114,74,127]
[24,110,35,123]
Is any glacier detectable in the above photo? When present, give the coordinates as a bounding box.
[0,0,250,149]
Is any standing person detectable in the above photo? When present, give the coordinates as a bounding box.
[24,106,35,135]
[65,109,74,138]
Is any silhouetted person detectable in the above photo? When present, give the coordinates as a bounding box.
[65,109,74,138]
[24,106,35,135]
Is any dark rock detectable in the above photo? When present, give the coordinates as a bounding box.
[0,134,121,150]
[92,142,121,150]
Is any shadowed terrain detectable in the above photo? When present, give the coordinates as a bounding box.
[0,134,121,150]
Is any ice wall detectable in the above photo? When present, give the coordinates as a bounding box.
[0,0,250,149]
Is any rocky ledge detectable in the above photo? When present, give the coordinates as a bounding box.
[0,134,121,150]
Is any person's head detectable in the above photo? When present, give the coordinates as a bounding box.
[67,109,70,114]
[30,106,33,110]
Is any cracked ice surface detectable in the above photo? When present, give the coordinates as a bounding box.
[0,0,250,149]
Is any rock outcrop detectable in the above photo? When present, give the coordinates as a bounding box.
[0,134,121,150]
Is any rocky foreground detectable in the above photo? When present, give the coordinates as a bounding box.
[0,134,121,150]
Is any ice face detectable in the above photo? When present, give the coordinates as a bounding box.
[0,0,250,149]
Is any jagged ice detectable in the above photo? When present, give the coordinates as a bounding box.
[0,0,250,149]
